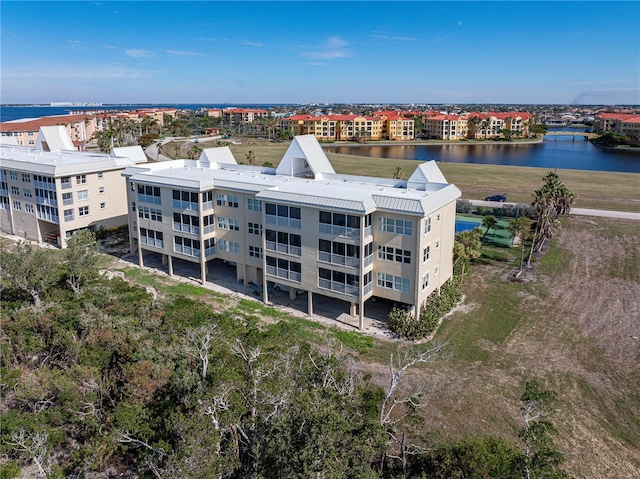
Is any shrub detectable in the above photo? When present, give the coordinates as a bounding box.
[388,281,462,340]
[456,199,473,214]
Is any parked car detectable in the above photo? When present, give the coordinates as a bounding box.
[485,194,508,202]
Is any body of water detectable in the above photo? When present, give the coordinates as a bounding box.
[326,133,640,173]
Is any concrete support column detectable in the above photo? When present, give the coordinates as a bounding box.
[359,297,364,330]
[137,245,144,268]
[243,263,248,287]
[168,255,173,277]
[162,254,167,265]
[350,302,357,317]
[289,288,296,301]
[307,291,313,316]
[262,268,269,305]
[200,259,207,285]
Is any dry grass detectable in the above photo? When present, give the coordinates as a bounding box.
[371,216,640,478]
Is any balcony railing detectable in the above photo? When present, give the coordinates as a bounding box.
[265,215,301,229]
[363,282,373,295]
[173,222,200,235]
[36,197,57,207]
[203,224,215,235]
[62,197,73,206]
[318,278,358,297]
[364,254,373,268]
[37,212,59,223]
[318,223,360,239]
[174,244,200,258]
[204,246,216,257]
[140,237,164,249]
[138,194,161,205]
[61,182,72,190]
[318,251,359,268]
[265,266,301,283]
[265,241,301,257]
[34,180,56,191]
[202,200,214,211]
[172,199,198,212]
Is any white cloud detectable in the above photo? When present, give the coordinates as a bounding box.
[242,41,265,47]
[371,33,417,42]
[126,49,154,58]
[4,64,159,80]
[164,49,205,57]
[300,36,351,60]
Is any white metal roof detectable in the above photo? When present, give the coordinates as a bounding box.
[121,136,460,216]
[0,144,144,177]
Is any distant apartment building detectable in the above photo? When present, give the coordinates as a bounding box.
[0,126,147,247]
[120,135,460,328]
[0,113,98,150]
[94,108,177,132]
[280,114,385,141]
[465,112,533,140]
[222,108,269,125]
[594,113,640,142]
[373,111,415,140]
[423,114,468,140]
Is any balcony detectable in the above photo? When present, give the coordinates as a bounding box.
[173,222,200,235]
[140,237,164,249]
[37,211,59,223]
[318,278,358,297]
[265,214,301,229]
[319,223,359,239]
[265,266,301,283]
[174,244,200,258]
[265,241,301,257]
[172,199,198,212]
[204,246,216,257]
[318,251,359,268]
[34,180,56,191]
[138,194,161,205]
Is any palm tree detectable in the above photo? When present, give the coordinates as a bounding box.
[481,215,498,241]
[392,167,404,180]
[508,216,533,271]
[453,228,482,283]
[188,145,202,160]
[480,119,490,140]
[246,150,256,166]
[467,115,481,139]
[527,171,575,265]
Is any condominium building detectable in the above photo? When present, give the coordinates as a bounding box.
[121,135,460,328]
[373,111,416,140]
[465,112,533,139]
[423,114,468,140]
[0,126,147,247]
[0,113,98,150]
[594,112,640,142]
[281,114,384,141]
[222,108,269,125]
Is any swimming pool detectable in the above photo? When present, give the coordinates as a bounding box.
[455,219,482,234]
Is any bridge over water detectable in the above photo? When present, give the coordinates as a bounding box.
[544,131,598,140]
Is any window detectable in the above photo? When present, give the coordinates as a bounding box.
[76,174,87,185]
[249,245,263,258]
[60,177,71,189]
[422,273,430,291]
[247,198,262,212]
[174,236,200,257]
[172,213,199,233]
[202,191,214,209]
[228,219,240,231]
[140,207,163,222]
[23,188,32,198]
[9,171,18,181]
[217,194,239,208]
[378,217,412,236]
[248,222,262,236]
[376,273,411,293]
[423,246,431,263]
[78,205,89,217]
[64,209,74,222]
[265,203,301,229]
[25,203,34,214]
[140,228,164,248]
[377,246,411,264]
[265,256,301,282]
[172,189,198,211]
[424,217,432,234]
[10,186,19,195]
[21,173,31,183]
[12,200,21,210]
[265,229,301,256]
[218,239,240,254]
[98,186,105,194]
[97,172,104,179]
[77,190,89,201]
[138,185,162,205]
[100,202,106,209]
[203,213,215,233]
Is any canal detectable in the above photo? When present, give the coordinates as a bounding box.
[325,134,640,174]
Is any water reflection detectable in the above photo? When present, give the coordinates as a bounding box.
[326,137,640,173]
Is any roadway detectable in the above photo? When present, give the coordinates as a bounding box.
[471,200,640,221]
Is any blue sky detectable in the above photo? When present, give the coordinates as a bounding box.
[1,1,639,105]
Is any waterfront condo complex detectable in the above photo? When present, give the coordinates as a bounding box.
[0,126,147,247]
[121,135,460,327]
